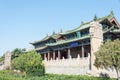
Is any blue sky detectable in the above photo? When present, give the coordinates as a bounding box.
[0,0,120,56]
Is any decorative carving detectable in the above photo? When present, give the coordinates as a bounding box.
[93,15,98,21]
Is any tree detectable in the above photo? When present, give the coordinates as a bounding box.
[11,48,26,60]
[94,39,120,80]
[11,50,45,76]
[0,55,4,62]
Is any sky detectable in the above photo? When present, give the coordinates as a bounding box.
[0,0,120,56]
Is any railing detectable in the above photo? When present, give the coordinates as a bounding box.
[43,54,90,75]
[44,56,89,67]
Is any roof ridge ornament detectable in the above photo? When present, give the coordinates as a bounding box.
[46,34,48,37]
[81,21,84,25]
[93,14,97,21]
[110,10,114,15]
[52,31,55,35]
[60,29,63,33]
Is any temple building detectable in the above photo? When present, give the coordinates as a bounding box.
[31,12,120,76]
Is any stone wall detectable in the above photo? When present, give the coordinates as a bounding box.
[4,51,11,69]
[89,20,103,72]
[43,55,90,75]
[96,69,119,78]
[43,55,119,78]
[0,51,11,70]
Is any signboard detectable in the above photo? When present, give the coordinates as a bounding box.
[70,42,78,47]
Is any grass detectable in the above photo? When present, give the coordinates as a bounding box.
[0,70,116,80]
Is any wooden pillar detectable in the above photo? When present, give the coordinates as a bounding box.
[82,45,84,57]
[68,48,71,59]
[53,51,55,60]
[76,47,78,58]
[48,52,50,60]
[58,50,61,59]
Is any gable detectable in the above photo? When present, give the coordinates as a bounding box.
[110,17,120,28]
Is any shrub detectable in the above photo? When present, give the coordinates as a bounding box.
[12,50,45,76]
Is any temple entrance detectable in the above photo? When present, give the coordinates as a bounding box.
[70,45,90,58]
[61,50,67,59]
[84,45,90,57]
[55,51,58,60]
[70,47,80,58]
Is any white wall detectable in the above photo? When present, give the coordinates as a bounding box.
[43,55,90,75]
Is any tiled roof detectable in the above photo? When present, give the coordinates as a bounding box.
[111,29,120,33]
[31,34,61,44]
[46,35,90,46]
[35,46,48,51]
[31,12,114,44]
[60,12,114,35]
[35,35,90,50]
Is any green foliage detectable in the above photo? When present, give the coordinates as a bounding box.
[0,70,23,80]
[95,39,120,79]
[26,63,45,76]
[0,56,4,62]
[12,50,45,76]
[11,48,26,60]
[0,54,5,62]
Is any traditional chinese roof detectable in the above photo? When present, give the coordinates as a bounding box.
[60,12,114,35]
[35,46,48,51]
[31,33,61,45]
[36,35,90,51]
[46,35,90,46]
[110,29,120,33]
[31,12,116,45]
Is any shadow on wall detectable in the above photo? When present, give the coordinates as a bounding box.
[99,72,110,78]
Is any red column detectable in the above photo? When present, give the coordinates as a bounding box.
[58,50,61,59]
[48,52,50,60]
[53,51,55,60]
[44,53,46,60]
[82,45,84,58]
[76,47,78,58]
[68,48,71,59]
